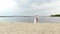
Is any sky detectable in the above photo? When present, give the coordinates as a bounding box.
[0,0,60,16]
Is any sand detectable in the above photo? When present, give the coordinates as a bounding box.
[0,22,60,34]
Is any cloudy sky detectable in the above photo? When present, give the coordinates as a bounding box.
[0,0,60,16]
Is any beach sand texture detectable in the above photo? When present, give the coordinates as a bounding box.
[0,22,60,34]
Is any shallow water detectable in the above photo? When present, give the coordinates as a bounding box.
[39,16,60,23]
[0,16,60,23]
[0,17,34,22]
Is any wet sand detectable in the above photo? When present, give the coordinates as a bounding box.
[0,22,60,34]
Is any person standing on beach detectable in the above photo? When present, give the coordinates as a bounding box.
[34,14,38,23]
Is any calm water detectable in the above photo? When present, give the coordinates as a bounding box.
[39,16,60,23]
[0,16,60,22]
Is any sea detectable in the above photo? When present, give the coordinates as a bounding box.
[0,16,60,23]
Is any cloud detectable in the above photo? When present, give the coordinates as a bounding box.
[32,0,59,9]
[0,0,17,11]
[31,0,60,15]
[14,0,53,16]
[0,0,18,16]
[0,0,60,16]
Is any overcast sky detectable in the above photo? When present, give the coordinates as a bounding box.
[0,0,60,16]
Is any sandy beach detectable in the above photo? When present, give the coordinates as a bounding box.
[0,22,60,34]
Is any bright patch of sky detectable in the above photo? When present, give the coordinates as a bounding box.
[0,0,60,16]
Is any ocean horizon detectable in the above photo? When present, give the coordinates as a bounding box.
[0,16,60,23]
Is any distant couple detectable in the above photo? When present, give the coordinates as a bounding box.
[34,14,38,23]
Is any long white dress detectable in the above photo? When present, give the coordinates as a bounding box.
[34,15,38,23]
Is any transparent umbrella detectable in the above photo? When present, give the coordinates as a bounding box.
[33,6,38,23]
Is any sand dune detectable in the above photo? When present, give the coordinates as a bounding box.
[0,22,60,34]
